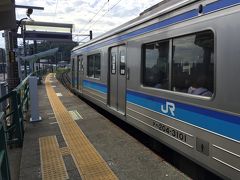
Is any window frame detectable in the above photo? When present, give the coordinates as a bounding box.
[93,53,101,79]
[142,39,170,90]
[87,53,101,80]
[141,29,215,100]
[77,55,83,71]
[110,52,117,74]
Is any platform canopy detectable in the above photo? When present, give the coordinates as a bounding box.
[0,0,16,30]
[20,48,59,63]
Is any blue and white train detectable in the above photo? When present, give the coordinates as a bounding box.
[71,0,240,179]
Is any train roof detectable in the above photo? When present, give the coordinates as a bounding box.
[72,0,198,52]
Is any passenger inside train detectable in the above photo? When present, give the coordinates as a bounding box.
[187,75,212,97]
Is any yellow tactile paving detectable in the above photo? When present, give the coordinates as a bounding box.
[60,147,70,156]
[39,136,69,180]
[45,73,118,180]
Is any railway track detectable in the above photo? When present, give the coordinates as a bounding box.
[56,71,71,90]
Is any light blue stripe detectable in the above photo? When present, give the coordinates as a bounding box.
[127,93,240,141]
[83,80,107,94]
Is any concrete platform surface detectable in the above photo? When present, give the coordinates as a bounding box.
[19,74,190,180]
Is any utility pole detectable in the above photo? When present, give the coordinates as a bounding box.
[90,30,93,40]
[73,30,93,43]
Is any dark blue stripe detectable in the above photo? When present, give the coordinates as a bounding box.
[76,0,240,53]
[127,90,240,126]
[204,0,240,13]
[127,90,240,141]
[80,9,197,53]
[83,80,107,94]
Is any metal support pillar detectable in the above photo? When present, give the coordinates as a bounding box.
[33,40,37,71]
[5,30,20,91]
[29,76,41,122]
[21,25,27,78]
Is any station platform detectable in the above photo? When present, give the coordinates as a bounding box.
[19,73,189,180]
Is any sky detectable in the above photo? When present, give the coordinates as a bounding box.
[0,0,162,49]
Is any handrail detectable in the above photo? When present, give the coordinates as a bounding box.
[0,68,48,146]
[0,73,33,103]
[0,92,13,105]
[14,73,33,91]
[0,68,49,180]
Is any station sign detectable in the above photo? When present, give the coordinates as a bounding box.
[24,31,72,42]
[21,21,73,42]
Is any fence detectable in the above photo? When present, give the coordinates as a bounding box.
[0,112,11,180]
[0,69,48,180]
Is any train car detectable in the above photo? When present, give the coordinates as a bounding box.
[71,0,240,179]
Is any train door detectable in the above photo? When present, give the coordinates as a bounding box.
[71,58,75,88]
[78,55,84,92]
[76,57,80,89]
[109,45,126,114]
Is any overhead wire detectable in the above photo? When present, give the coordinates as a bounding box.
[78,0,110,34]
[51,0,59,22]
[89,0,109,23]
[79,36,89,43]
[54,0,59,16]
[90,0,122,28]
[75,0,123,41]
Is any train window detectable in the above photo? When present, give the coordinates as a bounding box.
[77,55,82,71]
[87,55,94,77]
[172,30,214,97]
[87,53,101,79]
[94,54,101,78]
[111,53,116,74]
[143,40,169,89]
[120,51,126,75]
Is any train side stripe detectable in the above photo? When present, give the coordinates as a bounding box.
[83,80,107,94]
[127,90,240,125]
[127,90,240,141]
[80,81,240,141]
[76,0,240,53]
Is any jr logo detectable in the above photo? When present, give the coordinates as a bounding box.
[161,101,175,116]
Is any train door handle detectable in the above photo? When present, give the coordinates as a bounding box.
[127,68,130,80]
